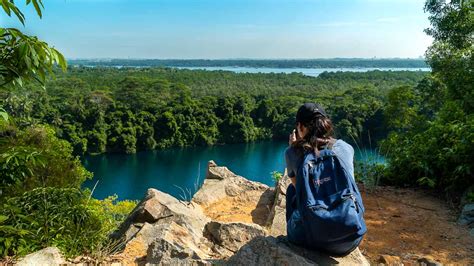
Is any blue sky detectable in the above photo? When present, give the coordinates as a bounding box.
[1,0,432,59]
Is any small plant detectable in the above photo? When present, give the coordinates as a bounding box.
[465,191,474,203]
[417,176,436,188]
[350,131,388,191]
[271,170,283,183]
[174,162,203,204]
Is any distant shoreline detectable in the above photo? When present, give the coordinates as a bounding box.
[68,58,428,69]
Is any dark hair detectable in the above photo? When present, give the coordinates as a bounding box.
[291,103,334,156]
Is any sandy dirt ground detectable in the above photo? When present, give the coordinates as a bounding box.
[202,185,474,265]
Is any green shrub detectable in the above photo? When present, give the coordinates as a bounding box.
[0,125,92,198]
[271,170,283,183]
[0,187,136,258]
[355,161,387,190]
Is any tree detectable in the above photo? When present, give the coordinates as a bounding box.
[382,0,473,197]
[1,0,66,88]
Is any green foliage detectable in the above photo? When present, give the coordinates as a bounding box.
[0,107,7,121]
[2,69,427,155]
[382,0,473,198]
[0,125,92,198]
[1,0,45,24]
[0,1,67,88]
[0,28,66,88]
[0,187,136,258]
[271,170,283,183]
[466,191,474,203]
[355,162,387,191]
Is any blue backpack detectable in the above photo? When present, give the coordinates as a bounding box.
[289,147,367,252]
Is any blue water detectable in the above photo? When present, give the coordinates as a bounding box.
[174,66,430,77]
[82,141,384,200]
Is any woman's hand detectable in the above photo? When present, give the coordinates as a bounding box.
[289,129,297,145]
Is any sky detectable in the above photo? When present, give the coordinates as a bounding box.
[1,0,433,59]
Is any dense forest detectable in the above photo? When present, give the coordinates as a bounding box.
[68,58,429,68]
[1,69,427,155]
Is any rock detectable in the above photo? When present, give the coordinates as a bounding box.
[378,254,403,265]
[113,161,371,265]
[205,221,266,252]
[113,188,213,264]
[206,160,236,180]
[16,247,65,266]
[460,185,474,207]
[276,169,292,196]
[458,203,474,227]
[227,236,370,266]
[113,188,209,245]
[267,175,291,236]
[418,256,442,266]
[146,222,209,264]
[192,161,270,206]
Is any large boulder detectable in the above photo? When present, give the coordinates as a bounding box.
[111,188,214,264]
[16,247,65,266]
[227,236,370,266]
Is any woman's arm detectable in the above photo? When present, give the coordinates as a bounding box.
[285,131,298,187]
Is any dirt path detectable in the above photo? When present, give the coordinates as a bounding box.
[202,185,474,265]
[359,186,473,265]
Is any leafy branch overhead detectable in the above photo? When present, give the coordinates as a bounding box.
[1,0,44,25]
[0,0,67,88]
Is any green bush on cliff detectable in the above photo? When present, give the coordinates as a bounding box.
[0,187,136,258]
[0,124,92,198]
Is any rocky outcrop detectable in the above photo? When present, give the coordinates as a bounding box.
[112,160,369,265]
[192,161,272,207]
[227,236,370,266]
[205,221,266,252]
[16,247,65,266]
[267,172,292,236]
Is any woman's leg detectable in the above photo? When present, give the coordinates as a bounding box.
[286,183,296,222]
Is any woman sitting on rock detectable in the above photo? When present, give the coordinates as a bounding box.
[285,103,366,256]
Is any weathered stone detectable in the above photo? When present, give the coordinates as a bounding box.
[418,256,442,266]
[112,188,213,264]
[113,161,371,265]
[378,254,403,265]
[458,203,474,227]
[267,175,291,236]
[206,160,236,180]
[113,188,210,245]
[146,222,208,264]
[205,221,266,252]
[227,236,370,266]
[192,161,270,207]
[16,247,65,266]
[276,169,292,196]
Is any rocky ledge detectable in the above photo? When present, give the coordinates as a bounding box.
[107,160,369,265]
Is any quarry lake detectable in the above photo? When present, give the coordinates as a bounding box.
[82,140,383,200]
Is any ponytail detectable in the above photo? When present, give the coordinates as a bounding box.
[291,113,334,156]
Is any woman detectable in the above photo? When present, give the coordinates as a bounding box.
[285,103,365,256]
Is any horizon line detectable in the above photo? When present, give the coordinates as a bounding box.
[68,57,426,61]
